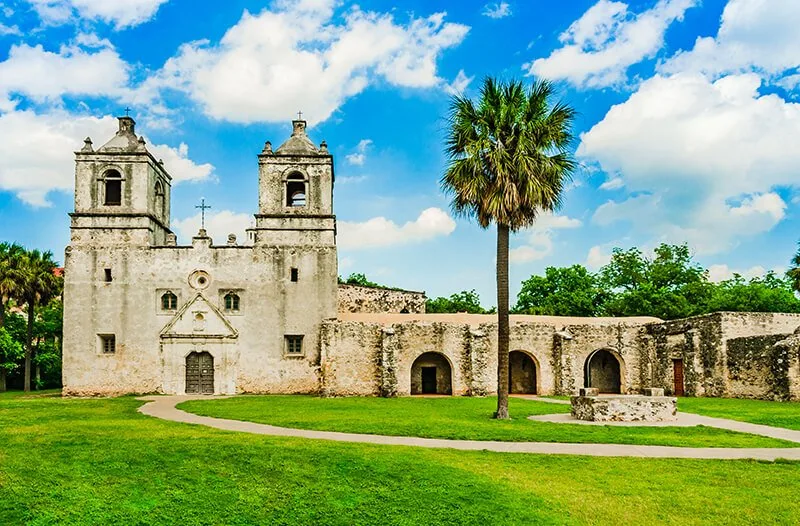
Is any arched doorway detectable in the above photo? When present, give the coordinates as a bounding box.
[584,349,622,394]
[508,351,537,394]
[410,352,452,395]
[186,351,214,394]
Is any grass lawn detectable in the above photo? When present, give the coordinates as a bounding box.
[1,392,799,525]
[679,397,800,430]
[178,395,797,448]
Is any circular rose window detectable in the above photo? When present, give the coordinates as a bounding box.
[189,270,211,290]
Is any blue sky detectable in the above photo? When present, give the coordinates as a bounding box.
[1,0,799,306]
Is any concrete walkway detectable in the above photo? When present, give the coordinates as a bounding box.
[137,395,800,461]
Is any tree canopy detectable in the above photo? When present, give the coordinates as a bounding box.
[513,243,800,320]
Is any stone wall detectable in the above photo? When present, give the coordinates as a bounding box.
[337,284,426,314]
[320,313,658,397]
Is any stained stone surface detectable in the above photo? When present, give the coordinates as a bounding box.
[571,395,678,422]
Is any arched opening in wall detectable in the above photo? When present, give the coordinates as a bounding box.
[584,349,622,394]
[508,351,537,394]
[186,351,214,394]
[155,180,165,219]
[410,352,452,395]
[103,170,122,206]
[285,173,306,207]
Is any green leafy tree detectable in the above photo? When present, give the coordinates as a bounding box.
[32,300,63,389]
[707,272,800,313]
[598,244,711,320]
[514,265,604,316]
[0,327,22,392]
[341,273,382,288]
[443,77,576,418]
[426,290,490,314]
[19,250,61,392]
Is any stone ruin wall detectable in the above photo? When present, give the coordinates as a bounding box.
[337,284,427,314]
[319,316,652,397]
[648,312,800,400]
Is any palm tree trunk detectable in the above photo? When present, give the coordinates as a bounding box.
[495,223,510,419]
[24,298,34,393]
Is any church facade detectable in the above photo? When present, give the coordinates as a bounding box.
[62,117,800,401]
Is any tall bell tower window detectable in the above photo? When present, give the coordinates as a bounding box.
[104,170,122,206]
[286,173,306,207]
[155,180,165,218]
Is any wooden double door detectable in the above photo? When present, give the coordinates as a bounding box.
[186,351,214,394]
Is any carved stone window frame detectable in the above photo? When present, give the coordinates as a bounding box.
[156,288,182,315]
[220,289,244,316]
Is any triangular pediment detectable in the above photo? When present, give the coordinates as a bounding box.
[160,293,238,339]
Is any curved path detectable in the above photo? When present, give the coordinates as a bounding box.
[138,395,800,461]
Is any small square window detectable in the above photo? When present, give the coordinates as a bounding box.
[290,268,299,282]
[99,334,116,354]
[104,269,112,282]
[285,335,303,355]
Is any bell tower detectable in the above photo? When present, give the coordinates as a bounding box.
[248,118,335,247]
[71,116,173,246]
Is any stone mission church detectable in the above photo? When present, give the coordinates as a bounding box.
[63,116,800,401]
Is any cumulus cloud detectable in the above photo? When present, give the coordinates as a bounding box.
[0,110,213,206]
[580,72,800,253]
[510,212,582,264]
[661,0,800,80]
[0,41,130,110]
[444,69,473,95]
[483,2,511,19]
[338,207,456,249]
[345,139,372,166]
[599,177,624,190]
[527,0,697,88]
[586,245,613,270]
[149,1,469,124]
[706,264,776,283]
[24,0,170,28]
[172,210,253,245]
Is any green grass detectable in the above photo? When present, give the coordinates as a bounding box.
[178,395,797,448]
[679,397,800,430]
[1,395,800,525]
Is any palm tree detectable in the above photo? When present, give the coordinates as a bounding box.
[789,244,800,293]
[0,242,24,392]
[19,249,61,392]
[0,242,24,329]
[442,77,576,419]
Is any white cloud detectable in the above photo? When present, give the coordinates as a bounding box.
[483,2,511,19]
[510,212,582,264]
[148,142,215,184]
[586,245,613,270]
[0,41,129,110]
[707,264,774,282]
[661,0,800,79]
[0,22,20,35]
[599,176,624,190]
[527,0,697,88]
[345,139,372,166]
[338,207,456,249]
[444,69,473,95]
[172,210,253,245]
[150,2,469,124]
[25,0,170,28]
[0,110,213,206]
[580,72,800,253]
